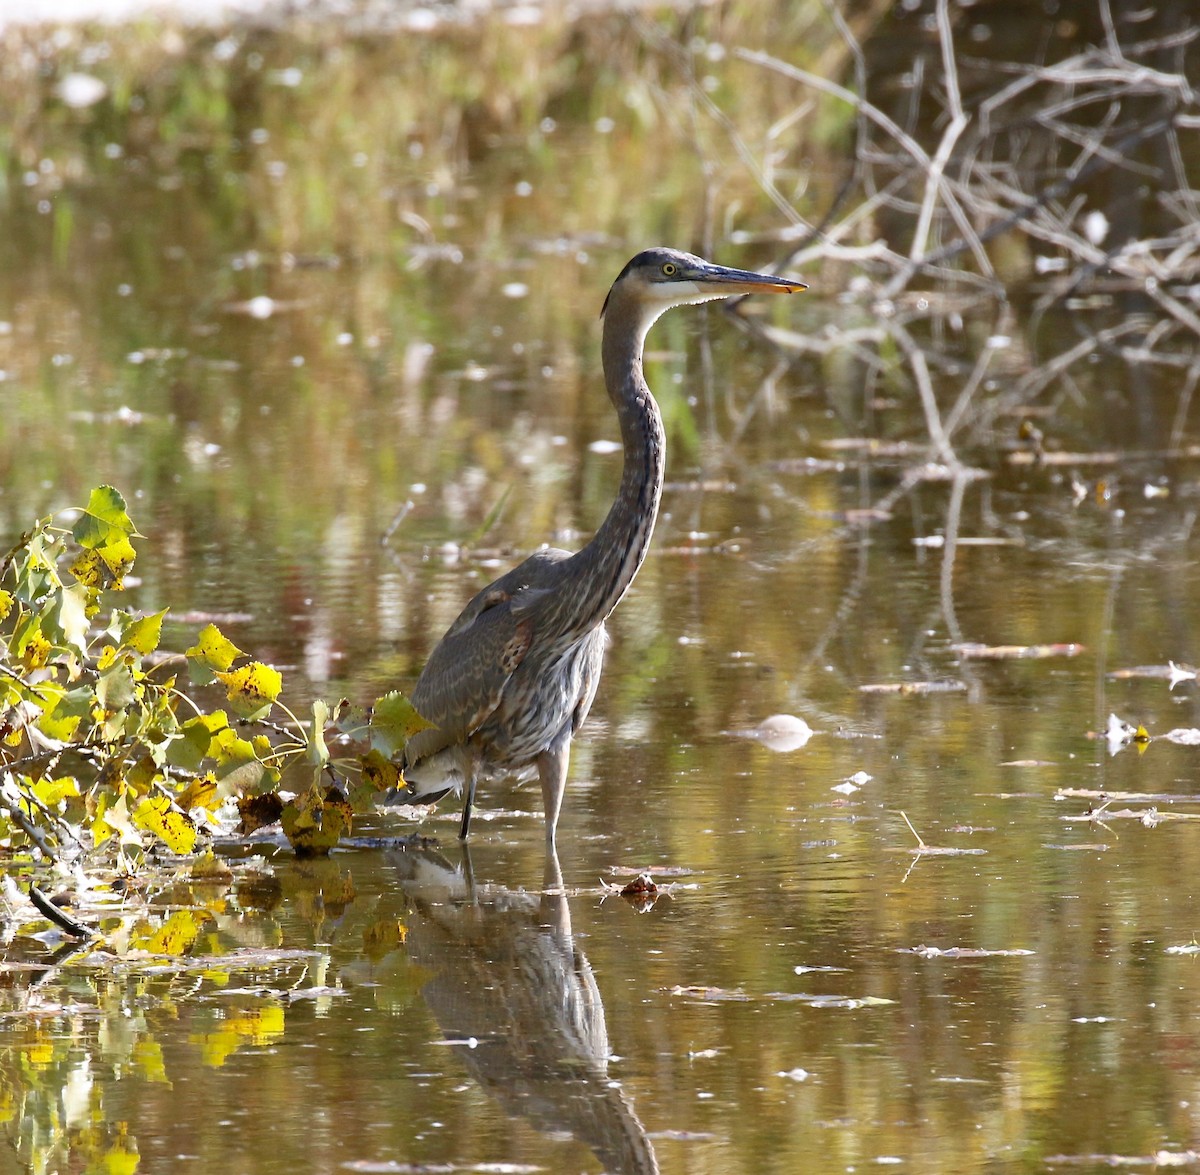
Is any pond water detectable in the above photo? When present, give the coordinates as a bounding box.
[4,2,1200,1172]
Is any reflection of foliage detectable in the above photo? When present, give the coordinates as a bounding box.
[0,855,348,1175]
[0,487,425,867]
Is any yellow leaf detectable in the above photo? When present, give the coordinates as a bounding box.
[185,623,244,684]
[69,537,137,590]
[32,776,80,807]
[281,785,351,857]
[19,629,51,670]
[214,662,282,720]
[119,608,168,655]
[98,1138,140,1175]
[133,794,198,854]
[0,590,12,620]
[175,774,220,813]
[360,748,399,792]
[94,793,143,849]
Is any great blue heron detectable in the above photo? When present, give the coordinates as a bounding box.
[401,247,806,844]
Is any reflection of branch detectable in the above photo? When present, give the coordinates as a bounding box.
[939,472,982,702]
[888,321,957,466]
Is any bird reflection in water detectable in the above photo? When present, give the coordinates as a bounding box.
[391,844,659,1175]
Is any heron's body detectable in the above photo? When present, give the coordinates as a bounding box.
[401,248,805,844]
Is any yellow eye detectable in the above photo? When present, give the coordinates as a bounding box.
[662,262,677,276]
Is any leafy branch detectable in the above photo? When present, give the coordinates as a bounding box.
[0,487,428,866]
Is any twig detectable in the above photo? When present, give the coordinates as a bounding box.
[735,48,996,285]
[28,884,96,939]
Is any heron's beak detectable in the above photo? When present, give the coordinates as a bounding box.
[692,263,808,296]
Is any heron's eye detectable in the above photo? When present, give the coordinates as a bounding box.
[661,262,677,277]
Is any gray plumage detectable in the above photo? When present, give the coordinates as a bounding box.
[401,248,806,844]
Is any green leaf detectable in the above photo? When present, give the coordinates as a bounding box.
[369,690,432,757]
[167,711,230,773]
[360,747,399,792]
[71,485,138,550]
[214,662,282,721]
[185,623,244,685]
[211,726,275,794]
[12,611,51,669]
[54,582,91,658]
[37,685,93,741]
[96,654,136,712]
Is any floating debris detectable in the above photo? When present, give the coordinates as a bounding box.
[725,713,814,752]
[666,985,751,1002]
[1109,661,1197,688]
[777,1067,811,1082]
[904,946,1035,959]
[895,811,988,857]
[859,680,967,695]
[954,642,1085,660]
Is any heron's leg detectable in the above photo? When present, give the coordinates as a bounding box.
[458,773,477,840]
[537,742,570,847]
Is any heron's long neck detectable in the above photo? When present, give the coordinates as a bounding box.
[564,301,665,635]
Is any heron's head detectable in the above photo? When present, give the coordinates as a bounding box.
[601,247,806,321]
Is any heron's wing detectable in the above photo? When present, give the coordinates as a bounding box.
[410,548,571,740]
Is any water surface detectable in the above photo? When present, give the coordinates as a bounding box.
[4,3,1200,1172]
